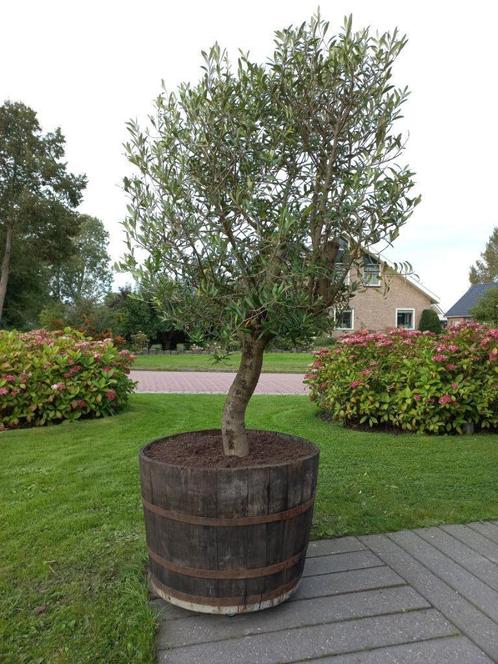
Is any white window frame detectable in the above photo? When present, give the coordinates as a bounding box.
[395,308,415,330]
[363,255,382,287]
[335,308,355,331]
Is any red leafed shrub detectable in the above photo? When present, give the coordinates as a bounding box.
[305,322,498,433]
[0,328,136,430]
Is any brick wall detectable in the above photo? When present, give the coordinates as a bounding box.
[447,316,469,327]
[333,267,437,334]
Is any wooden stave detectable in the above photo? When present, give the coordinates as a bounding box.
[139,429,319,608]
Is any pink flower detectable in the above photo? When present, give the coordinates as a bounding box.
[447,344,460,352]
[438,394,453,405]
[105,389,117,401]
[432,354,448,363]
[350,380,363,389]
[102,366,112,373]
[451,382,458,390]
[361,369,372,377]
[489,348,498,362]
[0,387,8,396]
[413,394,422,401]
[4,374,16,383]
[446,364,458,371]
[51,383,66,392]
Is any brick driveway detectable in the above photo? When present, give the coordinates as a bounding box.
[130,371,307,395]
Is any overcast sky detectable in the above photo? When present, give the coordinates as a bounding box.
[2,0,497,310]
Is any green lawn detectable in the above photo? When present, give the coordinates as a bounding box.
[133,351,313,372]
[2,394,498,663]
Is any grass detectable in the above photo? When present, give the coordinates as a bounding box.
[132,350,313,372]
[2,393,498,663]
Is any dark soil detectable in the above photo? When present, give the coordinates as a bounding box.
[143,429,317,468]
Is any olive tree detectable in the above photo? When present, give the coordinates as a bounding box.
[121,15,419,456]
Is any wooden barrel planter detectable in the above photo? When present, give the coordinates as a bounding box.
[139,429,319,614]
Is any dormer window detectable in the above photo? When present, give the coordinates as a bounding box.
[363,254,381,286]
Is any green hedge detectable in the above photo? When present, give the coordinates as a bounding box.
[0,328,135,430]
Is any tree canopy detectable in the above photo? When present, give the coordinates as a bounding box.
[470,287,498,326]
[50,214,113,304]
[418,308,442,333]
[0,101,86,323]
[121,14,419,455]
[470,227,498,284]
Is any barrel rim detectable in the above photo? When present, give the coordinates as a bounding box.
[139,428,320,471]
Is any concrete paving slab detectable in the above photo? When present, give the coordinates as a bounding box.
[468,521,498,545]
[307,536,365,557]
[155,521,498,663]
[303,550,383,577]
[157,586,429,649]
[362,531,498,662]
[294,566,405,600]
[305,635,493,663]
[440,523,498,564]
[158,609,456,664]
[415,526,498,591]
[388,530,498,623]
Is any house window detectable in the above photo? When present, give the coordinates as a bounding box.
[363,255,381,286]
[334,238,349,281]
[396,308,415,330]
[336,309,354,330]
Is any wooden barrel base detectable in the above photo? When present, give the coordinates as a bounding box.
[150,574,300,615]
[140,429,319,615]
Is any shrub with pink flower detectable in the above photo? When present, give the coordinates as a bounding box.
[305,322,498,434]
[0,328,136,430]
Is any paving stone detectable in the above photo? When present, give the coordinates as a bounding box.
[294,565,405,600]
[415,526,498,591]
[440,524,498,564]
[307,537,365,557]
[303,550,383,577]
[157,586,429,649]
[131,370,307,395]
[305,635,493,663]
[158,609,456,664]
[388,530,498,623]
[468,521,498,545]
[362,532,498,662]
[150,598,196,622]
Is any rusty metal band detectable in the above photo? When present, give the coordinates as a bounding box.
[148,546,305,579]
[151,575,299,608]
[141,494,315,526]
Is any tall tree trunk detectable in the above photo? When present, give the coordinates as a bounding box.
[0,222,13,324]
[222,334,268,456]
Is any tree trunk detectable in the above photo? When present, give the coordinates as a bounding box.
[0,222,14,324]
[222,334,267,456]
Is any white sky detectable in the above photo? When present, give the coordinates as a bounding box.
[2,0,497,311]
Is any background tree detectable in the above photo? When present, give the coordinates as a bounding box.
[0,101,86,324]
[470,227,498,284]
[50,214,113,304]
[418,308,442,333]
[121,15,419,456]
[469,287,498,325]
